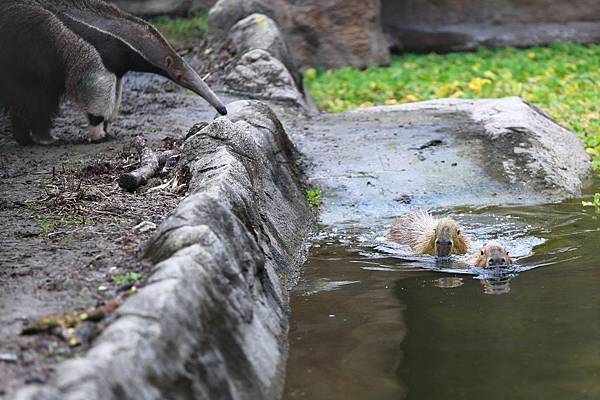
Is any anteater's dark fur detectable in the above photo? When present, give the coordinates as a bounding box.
[0,1,68,144]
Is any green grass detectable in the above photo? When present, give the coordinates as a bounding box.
[304,43,600,169]
[307,188,323,208]
[152,13,209,49]
[112,272,142,287]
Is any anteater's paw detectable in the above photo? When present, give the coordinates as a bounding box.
[32,135,58,146]
[88,123,114,144]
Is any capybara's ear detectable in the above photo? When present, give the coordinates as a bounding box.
[480,249,484,255]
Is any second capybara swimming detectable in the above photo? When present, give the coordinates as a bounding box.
[471,240,513,268]
[388,210,471,257]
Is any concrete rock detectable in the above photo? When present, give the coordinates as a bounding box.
[381,0,600,52]
[208,0,390,69]
[391,97,592,197]
[285,0,389,69]
[456,98,591,196]
[281,97,591,226]
[208,0,279,36]
[228,14,300,87]
[12,100,312,400]
[223,49,306,107]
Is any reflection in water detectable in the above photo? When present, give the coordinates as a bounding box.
[433,277,464,289]
[285,249,409,399]
[285,191,600,400]
[480,276,512,294]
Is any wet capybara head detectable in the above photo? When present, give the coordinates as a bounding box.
[474,240,512,268]
[434,218,466,257]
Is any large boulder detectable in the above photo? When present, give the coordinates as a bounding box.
[227,14,300,87]
[381,0,600,52]
[208,0,281,36]
[208,0,390,69]
[223,49,306,107]
[282,97,592,226]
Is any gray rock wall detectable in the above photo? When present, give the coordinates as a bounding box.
[208,0,390,69]
[382,0,600,52]
[116,0,599,63]
[383,0,600,26]
[211,13,307,109]
[12,100,313,400]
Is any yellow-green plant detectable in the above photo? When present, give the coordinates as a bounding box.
[307,188,323,207]
[113,272,142,286]
[582,193,600,214]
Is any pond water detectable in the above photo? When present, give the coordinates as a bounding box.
[284,187,600,399]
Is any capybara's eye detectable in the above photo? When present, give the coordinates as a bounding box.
[480,250,484,255]
[457,230,461,235]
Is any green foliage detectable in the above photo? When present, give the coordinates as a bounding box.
[112,272,142,287]
[151,13,208,49]
[582,193,600,214]
[307,188,323,207]
[304,43,600,169]
[37,213,82,235]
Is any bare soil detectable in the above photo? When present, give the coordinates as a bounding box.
[0,73,231,395]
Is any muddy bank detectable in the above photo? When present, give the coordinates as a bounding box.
[0,74,240,395]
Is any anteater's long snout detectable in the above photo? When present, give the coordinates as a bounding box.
[177,65,227,116]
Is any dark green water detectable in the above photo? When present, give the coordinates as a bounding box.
[284,190,600,399]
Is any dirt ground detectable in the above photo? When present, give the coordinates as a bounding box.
[0,73,231,395]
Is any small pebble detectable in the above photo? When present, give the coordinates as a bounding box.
[0,353,18,363]
[133,221,157,234]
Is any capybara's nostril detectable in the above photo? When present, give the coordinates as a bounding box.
[489,256,507,266]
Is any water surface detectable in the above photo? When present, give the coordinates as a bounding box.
[285,193,600,399]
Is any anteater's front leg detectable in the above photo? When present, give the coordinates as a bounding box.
[73,69,118,142]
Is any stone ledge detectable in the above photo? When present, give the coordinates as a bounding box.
[12,100,313,400]
[361,97,591,197]
[386,22,600,53]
